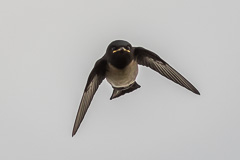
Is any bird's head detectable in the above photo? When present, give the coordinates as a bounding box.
[106,40,133,69]
[107,40,132,54]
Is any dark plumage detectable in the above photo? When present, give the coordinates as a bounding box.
[72,40,200,136]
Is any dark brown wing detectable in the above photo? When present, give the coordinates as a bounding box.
[134,47,200,95]
[72,59,107,136]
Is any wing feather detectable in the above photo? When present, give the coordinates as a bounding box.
[72,59,106,136]
[134,47,200,95]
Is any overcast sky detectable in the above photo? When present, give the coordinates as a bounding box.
[1,0,240,160]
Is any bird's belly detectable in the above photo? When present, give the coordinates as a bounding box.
[106,60,138,88]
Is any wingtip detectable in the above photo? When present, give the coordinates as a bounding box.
[72,128,77,137]
[194,90,200,95]
[72,131,76,137]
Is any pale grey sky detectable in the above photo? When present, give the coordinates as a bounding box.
[1,0,240,160]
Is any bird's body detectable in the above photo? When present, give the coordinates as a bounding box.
[106,60,138,88]
[72,40,200,136]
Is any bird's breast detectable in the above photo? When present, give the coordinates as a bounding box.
[106,60,138,88]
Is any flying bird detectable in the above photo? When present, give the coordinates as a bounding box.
[72,40,200,136]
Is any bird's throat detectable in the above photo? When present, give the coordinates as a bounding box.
[109,53,132,69]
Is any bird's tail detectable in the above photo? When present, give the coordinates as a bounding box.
[110,82,141,100]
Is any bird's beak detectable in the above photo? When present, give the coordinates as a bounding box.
[113,47,130,53]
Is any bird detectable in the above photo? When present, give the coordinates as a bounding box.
[72,40,200,136]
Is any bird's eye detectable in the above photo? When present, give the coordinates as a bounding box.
[112,47,116,51]
[127,46,131,50]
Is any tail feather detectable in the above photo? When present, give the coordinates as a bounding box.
[110,82,141,100]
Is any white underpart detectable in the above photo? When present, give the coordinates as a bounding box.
[106,60,138,88]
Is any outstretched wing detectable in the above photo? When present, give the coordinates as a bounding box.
[134,47,200,95]
[72,59,107,136]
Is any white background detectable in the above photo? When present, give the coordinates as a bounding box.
[1,0,240,159]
